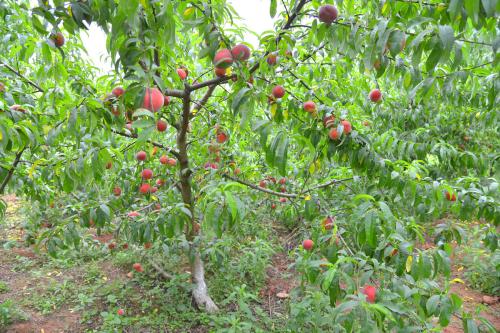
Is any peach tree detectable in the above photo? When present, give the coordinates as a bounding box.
[0,0,498,330]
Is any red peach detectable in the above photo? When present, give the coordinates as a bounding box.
[267,53,277,66]
[142,169,153,180]
[112,86,125,97]
[369,89,382,103]
[318,5,338,25]
[136,151,147,161]
[272,85,285,99]
[113,187,121,197]
[139,183,151,194]
[142,87,164,112]
[341,120,352,134]
[302,239,314,251]
[303,101,316,113]
[231,44,251,61]
[132,263,143,272]
[215,67,226,77]
[213,49,233,68]
[156,120,167,132]
[177,68,188,80]
[329,128,340,140]
[362,285,376,303]
[160,155,168,165]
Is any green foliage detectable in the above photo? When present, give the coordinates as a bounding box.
[0,0,498,331]
[456,224,500,295]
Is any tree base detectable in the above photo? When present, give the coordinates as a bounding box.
[191,251,219,313]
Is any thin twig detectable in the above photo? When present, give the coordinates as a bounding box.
[0,60,44,92]
[0,148,26,194]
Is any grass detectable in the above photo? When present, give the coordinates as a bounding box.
[0,216,291,332]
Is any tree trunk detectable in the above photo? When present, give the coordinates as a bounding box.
[177,89,218,313]
[191,249,219,313]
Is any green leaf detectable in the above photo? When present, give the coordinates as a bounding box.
[464,0,480,26]
[426,44,443,71]
[481,0,496,17]
[426,295,440,315]
[438,25,455,60]
[270,0,277,18]
[132,108,155,118]
[275,135,289,176]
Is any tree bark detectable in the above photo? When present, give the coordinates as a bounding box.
[177,86,219,313]
[0,148,26,194]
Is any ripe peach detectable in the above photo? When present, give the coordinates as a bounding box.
[139,183,151,194]
[117,309,125,316]
[136,151,147,161]
[369,89,382,103]
[341,120,352,134]
[318,5,338,25]
[127,211,140,217]
[302,239,314,251]
[303,101,316,113]
[167,158,177,166]
[231,44,251,61]
[279,198,287,203]
[156,179,165,187]
[362,285,376,303]
[259,180,267,188]
[267,53,277,66]
[113,187,121,197]
[322,216,334,230]
[329,128,339,140]
[132,263,143,272]
[150,186,158,193]
[323,114,336,128]
[112,86,125,97]
[445,191,456,201]
[216,132,228,143]
[177,68,187,80]
[108,243,116,250]
[272,85,285,99]
[160,155,168,165]
[142,169,153,180]
[52,32,65,47]
[156,120,167,132]
[213,49,233,68]
[215,67,226,77]
[279,178,286,185]
[142,87,164,112]
[271,203,276,209]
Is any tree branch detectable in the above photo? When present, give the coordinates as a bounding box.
[0,60,44,93]
[223,174,353,198]
[0,148,26,194]
[111,129,179,158]
[191,84,216,116]
[189,0,309,92]
[164,88,186,99]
